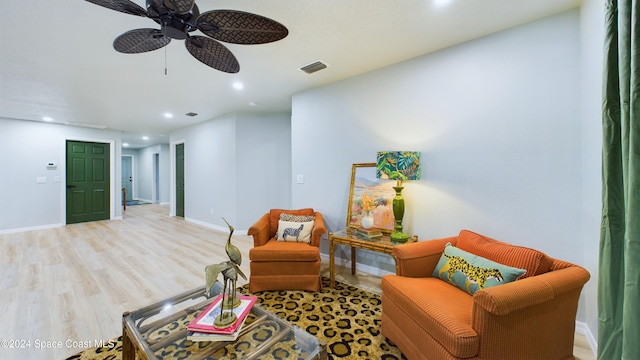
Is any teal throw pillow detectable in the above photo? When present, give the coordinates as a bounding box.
[432,243,526,295]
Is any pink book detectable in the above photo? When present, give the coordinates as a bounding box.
[187,295,257,334]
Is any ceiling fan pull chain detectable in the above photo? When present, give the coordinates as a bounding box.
[165,46,168,75]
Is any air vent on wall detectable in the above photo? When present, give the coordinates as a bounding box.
[300,60,328,74]
[185,112,198,117]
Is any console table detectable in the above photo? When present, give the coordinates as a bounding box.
[328,228,417,288]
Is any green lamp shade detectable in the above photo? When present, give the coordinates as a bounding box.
[376,151,421,242]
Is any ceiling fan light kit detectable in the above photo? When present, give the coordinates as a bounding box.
[85,0,288,73]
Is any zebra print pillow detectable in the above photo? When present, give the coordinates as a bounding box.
[276,220,314,243]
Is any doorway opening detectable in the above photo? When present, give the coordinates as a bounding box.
[121,155,134,209]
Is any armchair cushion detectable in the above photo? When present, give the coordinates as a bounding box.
[433,243,526,295]
[250,239,319,262]
[382,275,478,358]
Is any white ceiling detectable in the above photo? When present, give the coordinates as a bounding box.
[0,0,580,148]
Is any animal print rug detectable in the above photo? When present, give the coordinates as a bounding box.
[65,277,406,359]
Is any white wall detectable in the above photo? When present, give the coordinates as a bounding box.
[0,118,122,232]
[235,112,292,227]
[171,114,237,226]
[158,143,170,204]
[170,112,291,230]
[292,8,593,320]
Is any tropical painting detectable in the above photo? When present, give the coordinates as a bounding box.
[347,163,396,231]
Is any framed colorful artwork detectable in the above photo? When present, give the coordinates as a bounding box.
[346,163,396,232]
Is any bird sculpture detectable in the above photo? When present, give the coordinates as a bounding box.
[223,217,243,270]
[204,217,247,328]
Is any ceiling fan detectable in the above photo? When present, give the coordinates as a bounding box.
[85,0,289,73]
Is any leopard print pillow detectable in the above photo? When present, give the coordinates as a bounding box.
[280,213,315,222]
[432,243,526,295]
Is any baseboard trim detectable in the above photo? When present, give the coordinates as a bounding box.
[185,217,248,236]
[0,222,64,235]
[575,321,598,356]
[185,217,228,233]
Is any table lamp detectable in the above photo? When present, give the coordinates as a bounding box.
[376,151,421,242]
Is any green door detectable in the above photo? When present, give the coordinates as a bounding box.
[176,143,185,217]
[66,141,110,224]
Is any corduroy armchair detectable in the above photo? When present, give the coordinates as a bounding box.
[247,208,327,292]
[381,230,590,360]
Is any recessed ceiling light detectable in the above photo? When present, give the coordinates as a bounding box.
[42,116,54,122]
[142,136,149,140]
[233,81,244,90]
[123,143,130,147]
[164,112,173,118]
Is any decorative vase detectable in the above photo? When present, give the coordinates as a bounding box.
[361,210,374,229]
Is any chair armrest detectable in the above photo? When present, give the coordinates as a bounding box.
[473,265,590,316]
[247,213,271,247]
[470,264,590,358]
[394,236,458,277]
[310,212,327,247]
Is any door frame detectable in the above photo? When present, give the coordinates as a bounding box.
[152,152,160,203]
[170,139,185,217]
[121,154,135,201]
[62,137,117,223]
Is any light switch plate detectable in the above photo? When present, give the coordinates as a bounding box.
[296,174,304,184]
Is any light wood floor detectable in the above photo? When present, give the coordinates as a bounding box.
[0,204,595,360]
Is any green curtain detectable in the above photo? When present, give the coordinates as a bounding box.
[598,0,640,359]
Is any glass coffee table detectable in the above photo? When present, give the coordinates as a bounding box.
[122,286,327,360]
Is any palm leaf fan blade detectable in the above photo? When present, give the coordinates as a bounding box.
[197,10,288,44]
[185,36,239,73]
[113,29,171,53]
[85,0,148,17]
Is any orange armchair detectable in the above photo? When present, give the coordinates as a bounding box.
[247,208,327,292]
[381,230,590,360]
